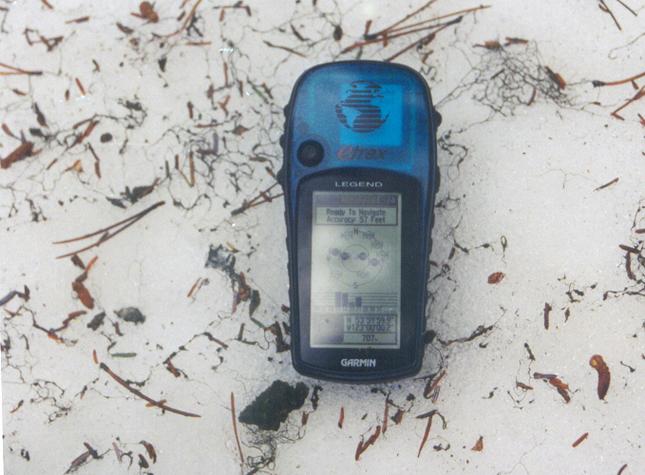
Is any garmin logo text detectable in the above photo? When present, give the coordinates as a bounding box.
[334,181,383,189]
[340,358,377,368]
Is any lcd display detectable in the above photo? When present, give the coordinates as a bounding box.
[310,191,401,349]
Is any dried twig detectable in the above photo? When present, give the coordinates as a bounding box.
[611,86,645,120]
[598,0,622,30]
[156,0,203,38]
[231,184,282,216]
[416,409,446,457]
[0,61,43,76]
[230,392,244,465]
[369,0,438,38]
[263,40,306,58]
[53,201,165,258]
[384,17,462,62]
[98,359,200,417]
[593,70,645,88]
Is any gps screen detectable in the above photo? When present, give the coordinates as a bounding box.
[310,191,401,349]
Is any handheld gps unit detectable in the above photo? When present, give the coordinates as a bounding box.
[277,61,441,382]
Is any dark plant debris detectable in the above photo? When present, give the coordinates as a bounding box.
[487,271,505,284]
[115,307,146,325]
[572,432,588,448]
[589,354,610,400]
[471,435,484,452]
[238,380,309,431]
[355,424,381,461]
[533,372,571,403]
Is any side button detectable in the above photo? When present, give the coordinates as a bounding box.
[433,109,442,129]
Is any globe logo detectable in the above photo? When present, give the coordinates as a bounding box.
[335,81,389,133]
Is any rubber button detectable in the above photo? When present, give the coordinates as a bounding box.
[434,110,442,128]
[297,140,324,167]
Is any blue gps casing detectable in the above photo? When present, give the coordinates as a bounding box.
[278,61,440,382]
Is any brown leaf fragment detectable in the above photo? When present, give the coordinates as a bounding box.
[116,22,133,34]
[112,442,123,463]
[516,381,533,390]
[382,397,389,433]
[146,399,166,408]
[416,410,446,458]
[83,442,100,459]
[75,77,86,95]
[164,358,181,377]
[392,408,404,424]
[72,119,98,147]
[290,23,307,41]
[545,66,566,89]
[9,399,24,414]
[355,424,381,461]
[589,354,610,400]
[232,124,249,136]
[71,254,85,269]
[363,19,372,37]
[423,369,446,399]
[594,177,619,191]
[572,432,588,447]
[249,289,261,316]
[2,123,17,138]
[1,141,35,169]
[417,416,432,458]
[504,36,528,45]
[139,441,156,463]
[34,103,47,127]
[266,322,290,352]
[619,244,639,254]
[534,372,570,403]
[72,280,95,309]
[333,24,343,41]
[625,252,635,280]
[133,2,159,23]
[487,271,505,284]
[65,450,91,474]
[66,16,89,24]
[543,302,552,330]
[1,286,30,306]
[338,406,344,429]
[471,435,484,452]
[138,454,149,469]
[476,40,502,50]
[92,350,98,364]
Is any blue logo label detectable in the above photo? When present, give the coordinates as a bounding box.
[336,81,402,147]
